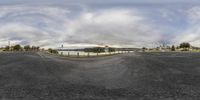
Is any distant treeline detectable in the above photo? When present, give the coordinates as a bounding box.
[142,42,200,52]
[3,44,40,51]
[58,47,117,53]
[84,47,116,53]
[58,47,139,53]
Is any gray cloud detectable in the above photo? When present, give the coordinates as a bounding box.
[0,5,164,48]
[1,0,200,5]
[173,6,200,46]
[0,3,200,48]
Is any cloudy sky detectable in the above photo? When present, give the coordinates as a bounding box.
[0,0,200,48]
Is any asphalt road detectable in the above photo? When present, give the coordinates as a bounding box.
[0,52,200,100]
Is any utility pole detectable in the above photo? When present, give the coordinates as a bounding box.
[61,44,64,48]
[61,44,64,55]
[7,40,11,51]
[8,41,10,47]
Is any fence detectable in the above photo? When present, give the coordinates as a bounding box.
[58,51,134,57]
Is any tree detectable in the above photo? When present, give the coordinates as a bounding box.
[171,45,175,51]
[180,42,191,48]
[108,48,116,52]
[36,46,40,51]
[84,47,105,53]
[93,47,105,53]
[142,47,147,52]
[4,46,10,51]
[48,48,52,53]
[31,46,37,51]
[179,42,191,51]
[13,44,22,51]
[24,45,31,51]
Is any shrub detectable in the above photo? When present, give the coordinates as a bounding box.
[4,46,10,51]
[48,48,58,54]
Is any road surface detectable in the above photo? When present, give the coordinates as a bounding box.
[0,52,200,100]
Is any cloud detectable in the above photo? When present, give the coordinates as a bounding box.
[173,6,200,47]
[0,5,71,47]
[1,3,200,48]
[63,9,162,46]
[0,5,164,48]
[1,0,200,5]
